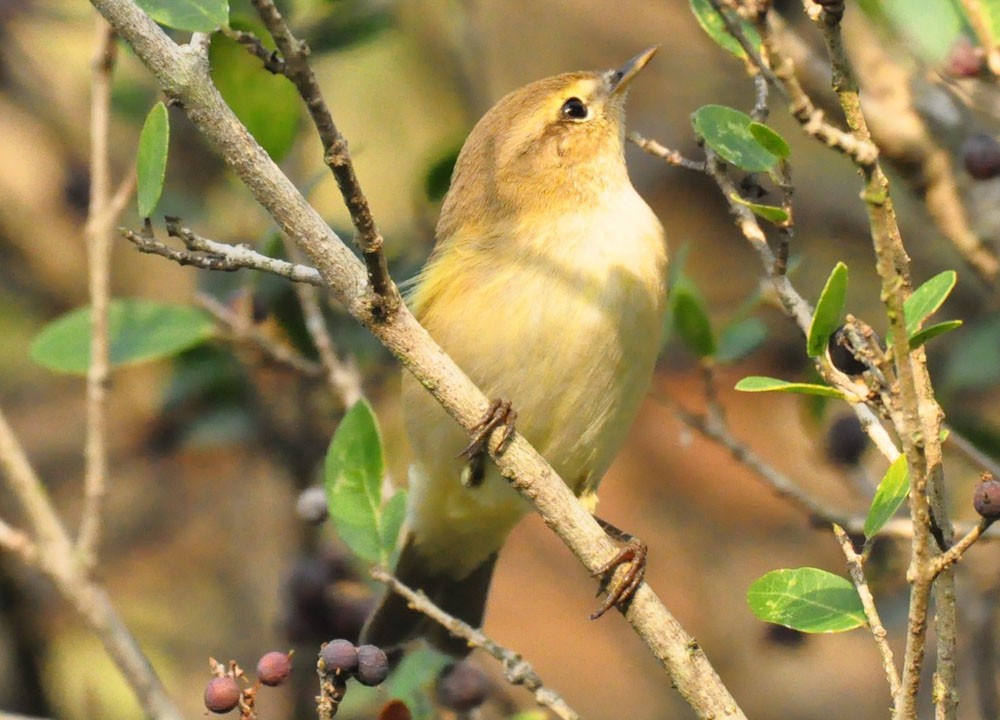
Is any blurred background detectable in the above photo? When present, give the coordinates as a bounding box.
[2,0,1000,718]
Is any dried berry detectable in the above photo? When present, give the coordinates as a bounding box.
[962,133,1000,181]
[355,644,390,687]
[827,326,867,376]
[256,651,292,687]
[204,676,241,714]
[320,639,359,675]
[974,478,1000,519]
[826,414,867,467]
[435,661,490,712]
[296,486,329,525]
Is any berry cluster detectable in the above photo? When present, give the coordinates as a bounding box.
[203,652,293,716]
[320,639,390,687]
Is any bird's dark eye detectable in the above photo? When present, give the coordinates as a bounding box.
[561,97,589,121]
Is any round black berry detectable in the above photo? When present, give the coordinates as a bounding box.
[256,651,292,687]
[974,478,1000,519]
[355,644,390,687]
[435,661,490,712]
[320,639,358,675]
[204,676,241,714]
[826,414,868,467]
[827,326,867,376]
[962,133,1000,180]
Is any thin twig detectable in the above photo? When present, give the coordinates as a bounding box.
[0,517,37,566]
[370,567,581,720]
[194,292,325,377]
[248,0,398,318]
[282,239,364,409]
[832,523,901,701]
[0,403,182,720]
[78,18,118,570]
[930,517,995,576]
[628,132,706,171]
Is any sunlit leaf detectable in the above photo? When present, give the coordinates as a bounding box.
[905,270,957,337]
[909,319,963,349]
[730,194,789,223]
[136,102,169,218]
[808,262,848,357]
[691,105,779,172]
[748,568,866,632]
[689,0,762,58]
[30,300,214,375]
[735,376,844,398]
[324,400,389,565]
[864,454,910,538]
[136,0,228,32]
[749,121,790,158]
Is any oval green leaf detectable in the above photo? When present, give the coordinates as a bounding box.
[749,121,791,158]
[730,194,790,224]
[909,319,963,350]
[210,21,300,162]
[689,0,762,58]
[735,376,844,398]
[808,262,849,357]
[905,270,957,337]
[136,102,169,218]
[324,400,390,565]
[747,568,866,633]
[673,287,716,358]
[136,0,229,32]
[717,317,767,363]
[30,300,214,375]
[864,453,910,538]
[692,105,779,172]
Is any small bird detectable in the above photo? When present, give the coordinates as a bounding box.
[362,47,668,656]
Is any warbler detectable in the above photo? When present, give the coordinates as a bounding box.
[362,47,667,656]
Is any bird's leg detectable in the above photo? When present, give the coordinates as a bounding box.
[457,398,517,487]
[589,517,647,620]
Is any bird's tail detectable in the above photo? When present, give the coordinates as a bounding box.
[361,534,498,658]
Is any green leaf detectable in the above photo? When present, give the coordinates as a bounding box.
[864,454,910,538]
[30,300,214,375]
[909,319,963,349]
[747,568,866,632]
[735,376,844,398]
[135,0,228,32]
[749,122,791,158]
[324,400,389,565]
[136,102,169,218]
[302,6,394,54]
[730,194,789,223]
[689,0,762,58]
[691,105,779,172]
[905,270,957,337]
[717,317,767,363]
[380,490,408,561]
[383,648,449,706]
[673,287,716,357]
[808,262,849,357]
[210,20,300,162]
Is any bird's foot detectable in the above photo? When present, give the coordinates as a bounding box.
[589,517,647,620]
[457,398,517,487]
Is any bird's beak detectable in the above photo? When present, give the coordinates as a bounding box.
[609,46,659,96]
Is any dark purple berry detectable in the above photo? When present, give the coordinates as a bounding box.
[320,639,359,675]
[355,644,390,686]
[826,414,868,467]
[974,478,1000,519]
[204,676,241,714]
[827,326,867,376]
[435,661,490,712]
[256,651,292,686]
[296,487,329,525]
[962,133,1000,180]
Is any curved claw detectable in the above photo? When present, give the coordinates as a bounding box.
[590,520,647,620]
